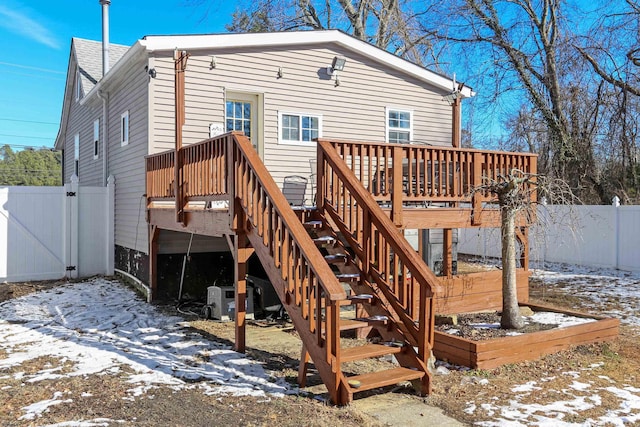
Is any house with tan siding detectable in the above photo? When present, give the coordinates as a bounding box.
[55,29,552,404]
[55,29,472,289]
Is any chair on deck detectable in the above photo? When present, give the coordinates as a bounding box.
[282,175,308,206]
[308,159,317,204]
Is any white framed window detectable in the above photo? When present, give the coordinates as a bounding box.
[278,112,322,146]
[74,133,80,177]
[93,119,99,159]
[75,69,82,101]
[386,107,413,143]
[120,111,129,146]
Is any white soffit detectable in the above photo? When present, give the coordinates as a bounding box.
[140,30,474,98]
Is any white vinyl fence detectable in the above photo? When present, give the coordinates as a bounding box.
[458,204,640,272]
[0,176,114,282]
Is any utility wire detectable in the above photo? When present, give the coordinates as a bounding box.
[0,118,58,125]
[0,133,53,140]
[0,143,55,149]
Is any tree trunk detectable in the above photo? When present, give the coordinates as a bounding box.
[500,206,525,329]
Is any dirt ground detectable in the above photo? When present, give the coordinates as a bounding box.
[1,274,639,426]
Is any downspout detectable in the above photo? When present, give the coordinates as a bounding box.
[97,89,109,186]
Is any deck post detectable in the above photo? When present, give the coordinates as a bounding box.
[391,145,403,227]
[442,228,453,277]
[452,94,462,148]
[233,232,253,353]
[174,50,189,225]
[316,146,325,208]
[471,152,483,225]
[516,226,529,271]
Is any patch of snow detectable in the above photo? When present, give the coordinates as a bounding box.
[569,381,591,391]
[470,323,501,329]
[0,278,291,408]
[531,263,640,326]
[511,381,541,393]
[19,391,73,420]
[41,419,122,427]
[529,311,596,328]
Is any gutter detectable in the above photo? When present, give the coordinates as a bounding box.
[97,89,109,186]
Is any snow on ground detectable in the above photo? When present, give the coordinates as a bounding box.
[532,262,640,326]
[0,278,291,421]
[462,263,640,426]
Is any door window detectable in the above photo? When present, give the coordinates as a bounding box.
[226,100,252,140]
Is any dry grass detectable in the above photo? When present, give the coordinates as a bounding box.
[1,276,638,426]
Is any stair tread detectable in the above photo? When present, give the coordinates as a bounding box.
[336,273,360,279]
[304,220,323,227]
[339,318,370,331]
[324,254,347,263]
[341,343,403,362]
[347,367,425,392]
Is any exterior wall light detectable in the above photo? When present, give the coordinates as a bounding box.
[443,91,460,105]
[327,56,346,75]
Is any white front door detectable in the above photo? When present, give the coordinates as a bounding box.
[225,92,261,157]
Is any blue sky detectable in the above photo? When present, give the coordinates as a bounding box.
[0,0,235,150]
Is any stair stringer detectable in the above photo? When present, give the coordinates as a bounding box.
[243,226,353,404]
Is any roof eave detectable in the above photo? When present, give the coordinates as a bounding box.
[140,30,473,96]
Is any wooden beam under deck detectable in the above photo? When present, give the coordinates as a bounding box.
[147,207,233,237]
[378,207,499,229]
[149,205,523,234]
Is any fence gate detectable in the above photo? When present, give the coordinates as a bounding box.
[0,176,114,282]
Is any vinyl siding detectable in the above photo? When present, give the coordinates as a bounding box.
[148,44,453,193]
[106,58,149,254]
[62,57,104,186]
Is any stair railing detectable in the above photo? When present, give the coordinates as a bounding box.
[228,132,349,403]
[317,139,441,366]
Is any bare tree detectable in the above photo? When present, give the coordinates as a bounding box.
[475,170,579,329]
[575,0,640,203]
[190,0,437,65]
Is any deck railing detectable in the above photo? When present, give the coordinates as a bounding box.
[145,150,175,200]
[317,139,439,372]
[325,140,537,224]
[229,132,348,401]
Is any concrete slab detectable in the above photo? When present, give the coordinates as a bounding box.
[351,394,467,427]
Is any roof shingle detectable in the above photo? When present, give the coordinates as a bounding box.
[72,38,130,96]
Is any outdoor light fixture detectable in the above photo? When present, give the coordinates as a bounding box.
[327,55,346,76]
[148,68,157,78]
[277,66,284,78]
[210,55,217,69]
[443,91,460,105]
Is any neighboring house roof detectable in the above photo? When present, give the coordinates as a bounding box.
[73,38,129,97]
[56,30,474,150]
[54,38,128,150]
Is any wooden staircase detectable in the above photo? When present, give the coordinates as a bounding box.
[297,210,428,397]
[225,133,439,404]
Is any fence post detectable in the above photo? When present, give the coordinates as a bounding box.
[613,196,620,270]
[65,175,79,279]
[106,175,115,275]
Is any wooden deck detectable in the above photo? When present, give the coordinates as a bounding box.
[145,133,543,405]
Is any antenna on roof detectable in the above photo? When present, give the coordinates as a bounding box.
[100,0,111,76]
